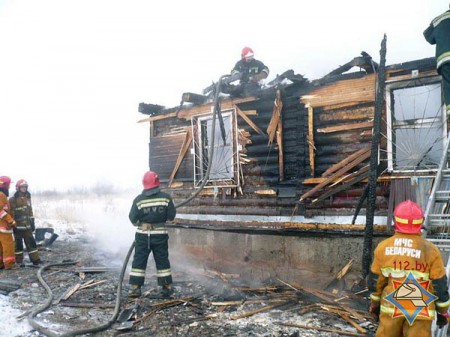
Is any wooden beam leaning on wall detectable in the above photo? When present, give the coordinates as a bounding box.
[168,128,192,187]
[299,146,371,201]
[236,106,264,135]
[267,90,283,145]
[308,106,315,176]
[266,90,284,180]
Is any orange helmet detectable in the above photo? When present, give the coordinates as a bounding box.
[0,176,11,189]
[16,179,28,190]
[241,47,254,59]
[142,171,160,189]
[394,200,424,234]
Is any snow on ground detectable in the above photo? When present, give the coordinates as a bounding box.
[0,190,138,337]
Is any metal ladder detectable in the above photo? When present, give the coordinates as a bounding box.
[423,133,450,337]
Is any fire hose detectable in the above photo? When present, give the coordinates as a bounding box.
[28,75,227,336]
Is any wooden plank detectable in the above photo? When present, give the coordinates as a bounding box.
[300,150,371,201]
[168,129,192,187]
[230,301,292,320]
[308,106,315,176]
[236,106,264,135]
[277,120,284,181]
[312,167,370,204]
[267,90,282,144]
[321,147,370,177]
[317,121,373,133]
[301,74,376,108]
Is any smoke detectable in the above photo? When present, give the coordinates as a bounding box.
[34,190,138,266]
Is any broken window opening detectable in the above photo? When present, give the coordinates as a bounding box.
[192,109,240,188]
[386,77,446,172]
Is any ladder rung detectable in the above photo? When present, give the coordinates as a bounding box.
[428,214,450,217]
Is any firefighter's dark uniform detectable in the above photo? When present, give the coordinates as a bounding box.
[424,9,450,113]
[228,58,269,96]
[9,191,40,264]
[369,232,450,337]
[129,187,176,288]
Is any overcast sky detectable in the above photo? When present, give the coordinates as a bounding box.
[0,0,445,191]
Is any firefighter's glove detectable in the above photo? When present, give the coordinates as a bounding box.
[30,218,35,232]
[437,311,450,328]
[250,72,266,83]
[6,220,16,230]
[369,302,380,322]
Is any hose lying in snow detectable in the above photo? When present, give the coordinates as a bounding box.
[28,76,226,336]
[28,242,133,337]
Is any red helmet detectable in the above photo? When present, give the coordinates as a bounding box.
[241,47,254,59]
[394,200,424,234]
[0,176,11,189]
[142,171,160,189]
[16,179,28,190]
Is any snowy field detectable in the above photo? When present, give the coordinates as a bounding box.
[0,190,139,337]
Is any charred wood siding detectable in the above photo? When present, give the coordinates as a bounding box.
[282,96,309,181]
[149,119,194,181]
[297,74,378,213]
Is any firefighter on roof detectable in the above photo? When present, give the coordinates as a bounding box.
[368,200,450,336]
[9,179,41,266]
[128,171,176,298]
[0,176,17,269]
[227,47,269,97]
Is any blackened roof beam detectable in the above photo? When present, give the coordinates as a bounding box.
[138,102,165,116]
[323,52,378,79]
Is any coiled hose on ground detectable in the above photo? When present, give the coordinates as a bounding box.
[28,76,226,336]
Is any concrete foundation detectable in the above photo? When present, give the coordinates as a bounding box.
[168,227,385,288]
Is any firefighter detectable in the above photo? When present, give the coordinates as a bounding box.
[128,171,176,298]
[9,179,41,266]
[227,47,269,97]
[0,176,17,269]
[424,5,450,114]
[368,200,450,337]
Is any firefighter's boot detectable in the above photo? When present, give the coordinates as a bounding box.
[128,285,141,298]
[161,285,173,298]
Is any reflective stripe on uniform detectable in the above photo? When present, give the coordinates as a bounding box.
[437,52,450,69]
[3,256,15,262]
[436,300,450,308]
[0,210,7,218]
[370,294,380,302]
[136,229,168,235]
[15,251,24,255]
[381,267,429,280]
[381,304,436,318]
[130,268,146,278]
[157,268,171,277]
[136,198,170,210]
[433,12,450,27]
[0,227,13,234]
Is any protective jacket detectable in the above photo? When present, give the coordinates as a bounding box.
[0,191,14,234]
[129,187,176,227]
[423,10,450,70]
[0,190,16,268]
[231,59,269,84]
[129,187,176,287]
[369,232,450,320]
[9,191,33,230]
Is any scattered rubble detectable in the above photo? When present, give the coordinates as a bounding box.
[3,235,377,336]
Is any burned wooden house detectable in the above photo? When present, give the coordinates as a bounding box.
[138,51,446,238]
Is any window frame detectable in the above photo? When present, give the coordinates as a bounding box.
[191,108,241,188]
[386,75,446,173]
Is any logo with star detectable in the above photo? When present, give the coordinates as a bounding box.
[385,272,437,325]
